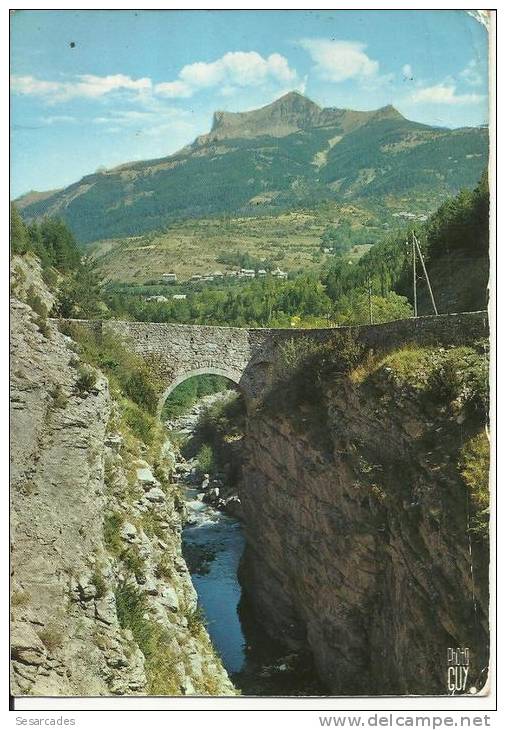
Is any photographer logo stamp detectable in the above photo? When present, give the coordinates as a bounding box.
[447,647,470,694]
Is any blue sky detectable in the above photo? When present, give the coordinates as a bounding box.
[10,9,489,198]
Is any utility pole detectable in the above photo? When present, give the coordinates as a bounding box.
[411,233,418,318]
[414,233,438,316]
[367,276,373,324]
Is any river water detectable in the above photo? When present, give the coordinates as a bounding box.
[182,481,326,696]
[170,394,326,696]
[183,485,246,674]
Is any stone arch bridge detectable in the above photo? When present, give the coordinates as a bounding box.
[62,312,487,418]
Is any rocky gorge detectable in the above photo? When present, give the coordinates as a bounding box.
[10,256,235,696]
[239,341,490,695]
[10,254,489,698]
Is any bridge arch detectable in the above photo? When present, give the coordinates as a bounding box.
[156,366,244,419]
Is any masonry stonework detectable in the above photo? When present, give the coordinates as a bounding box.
[55,311,488,417]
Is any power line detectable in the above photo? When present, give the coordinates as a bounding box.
[410,234,418,318]
[413,231,438,316]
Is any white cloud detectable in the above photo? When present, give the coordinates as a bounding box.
[408,83,485,105]
[298,39,379,83]
[155,51,298,99]
[460,59,482,87]
[39,115,76,125]
[93,107,186,125]
[402,64,413,79]
[90,105,196,140]
[11,73,152,102]
[154,80,193,99]
[12,51,299,106]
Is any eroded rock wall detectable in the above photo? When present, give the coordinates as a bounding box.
[10,261,235,696]
[239,365,489,695]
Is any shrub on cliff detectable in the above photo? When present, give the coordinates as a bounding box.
[124,371,158,415]
[114,581,180,695]
[196,444,214,476]
[262,331,365,444]
[266,331,365,412]
[363,343,489,418]
[74,365,98,395]
[121,399,164,451]
[52,261,104,319]
[426,344,489,416]
[63,324,159,414]
[459,430,490,539]
[194,392,245,445]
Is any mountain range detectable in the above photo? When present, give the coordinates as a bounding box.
[16,91,488,244]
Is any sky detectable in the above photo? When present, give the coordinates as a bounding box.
[10,9,489,198]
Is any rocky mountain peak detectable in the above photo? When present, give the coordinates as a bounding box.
[373,104,404,119]
[206,91,325,142]
[204,93,405,144]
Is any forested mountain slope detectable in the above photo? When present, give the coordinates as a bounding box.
[16,92,488,244]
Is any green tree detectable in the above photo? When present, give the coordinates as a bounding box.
[39,217,81,271]
[10,204,30,255]
[53,261,103,318]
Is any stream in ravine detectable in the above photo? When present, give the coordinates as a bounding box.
[169,394,326,696]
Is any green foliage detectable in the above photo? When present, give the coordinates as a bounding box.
[19,112,487,243]
[426,346,489,414]
[121,547,145,581]
[74,365,98,396]
[216,249,274,271]
[196,444,214,476]
[108,273,334,329]
[154,554,174,581]
[10,204,106,320]
[195,392,245,445]
[124,371,158,416]
[61,324,165,454]
[26,285,48,319]
[103,512,123,556]
[10,204,30,255]
[141,512,166,540]
[321,223,354,255]
[161,374,229,419]
[64,324,160,416]
[11,206,81,271]
[52,261,104,319]
[192,392,246,487]
[425,170,489,260]
[459,430,490,538]
[25,285,51,337]
[264,331,365,434]
[114,581,181,695]
[90,568,107,599]
[333,290,413,325]
[186,605,206,637]
[114,582,151,653]
[360,345,434,386]
[121,399,160,447]
[367,343,489,417]
[50,384,68,409]
[103,170,487,329]
[37,217,81,271]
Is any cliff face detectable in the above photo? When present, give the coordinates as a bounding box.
[10,258,235,696]
[204,93,403,143]
[239,351,489,695]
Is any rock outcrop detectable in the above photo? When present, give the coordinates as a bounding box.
[201,92,404,143]
[10,258,235,696]
[239,352,489,695]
